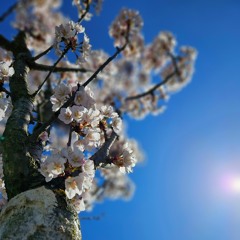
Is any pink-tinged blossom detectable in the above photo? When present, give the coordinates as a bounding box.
[120,143,137,173]
[84,128,101,149]
[65,175,84,199]
[70,196,86,213]
[82,108,101,128]
[100,105,118,119]
[109,9,143,47]
[68,147,85,167]
[53,83,71,100]
[65,173,93,200]
[82,160,95,178]
[77,34,92,64]
[111,117,122,134]
[58,107,73,124]
[142,32,176,72]
[71,105,87,122]
[74,86,95,108]
[161,46,197,92]
[54,21,85,55]
[39,155,66,182]
[51,83,72,111]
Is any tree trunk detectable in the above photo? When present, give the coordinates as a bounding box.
[0,32,82,239]
[0,186,81,240]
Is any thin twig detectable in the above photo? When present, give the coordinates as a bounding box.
[30,41,128,141]
[31,46,71,98]
[125,70,177,101]
[31,45,53,61]
[29,62,91,73]
[67,126,73,147]
[83,44,127,87]
[125,54,180,101]
[0,2,18,23]
[78,0,91,23]
[30,0,91,98]
[0,85,11,97]
[90,131,118,167]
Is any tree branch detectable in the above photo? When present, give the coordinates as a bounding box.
[29,61,90,73]
[31,46,71,98]
[30,87,79,142]
[78,0,91,23]
[0,2,18,23]
[83,44,128,87]
[31,45,53,61]
[125,53,180,101]
[0,34,12,52]
[90,131,118,167]
[31,41,128,140]
[125,70,177,101]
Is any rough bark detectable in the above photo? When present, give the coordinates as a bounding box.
[0,186,81,240]
[0,32,82,239]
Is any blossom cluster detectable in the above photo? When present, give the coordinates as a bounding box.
[161,46,198,92]
[13,0,64,51]
[53,21,89,59]
[72,0,103,20]
[0,2,197,214]
[109,9,144,58]
[42,83,138,212]
[0,62,14,82]
[142,32,176,72]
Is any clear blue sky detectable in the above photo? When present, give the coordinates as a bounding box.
[2,1,240,240]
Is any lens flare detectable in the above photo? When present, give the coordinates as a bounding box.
[220,174,240,194]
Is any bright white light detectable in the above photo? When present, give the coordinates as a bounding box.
[220,174,240,194]
[231,178,240,193]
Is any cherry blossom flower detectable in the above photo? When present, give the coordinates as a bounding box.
[0,62,14,81]
[39,154,66,182]
[74,86,95,108]
[82,160,95,178]
[68,147,85,167]
[58,107,73,124]
[111,117,122,134]
[65,175,84,199]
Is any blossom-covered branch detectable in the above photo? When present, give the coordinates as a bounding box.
[125,70,178,101]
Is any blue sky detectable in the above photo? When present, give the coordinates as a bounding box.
[2,1,240,240]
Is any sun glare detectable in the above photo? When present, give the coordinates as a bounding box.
[231,178,240,193]
[220,174,240,195]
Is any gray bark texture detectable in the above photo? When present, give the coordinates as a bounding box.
[0,32,82,239]
[0,187,81,240]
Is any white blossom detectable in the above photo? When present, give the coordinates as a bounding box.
[58,107,73,124]
[0,62,14,80]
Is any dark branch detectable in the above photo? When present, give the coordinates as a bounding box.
[83,44,128,87]
[78,0,91,23]
[31,46,71,98]
[30,38,129,140]
[31,45,53,61]
[0,84,11,97]
[90,131,118,167]
[0,2,18,23]
[125,70,177,101]
[125,53,180,101]
[30,86,79,142]
[0,35,12,52]
[29,62,90,73]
